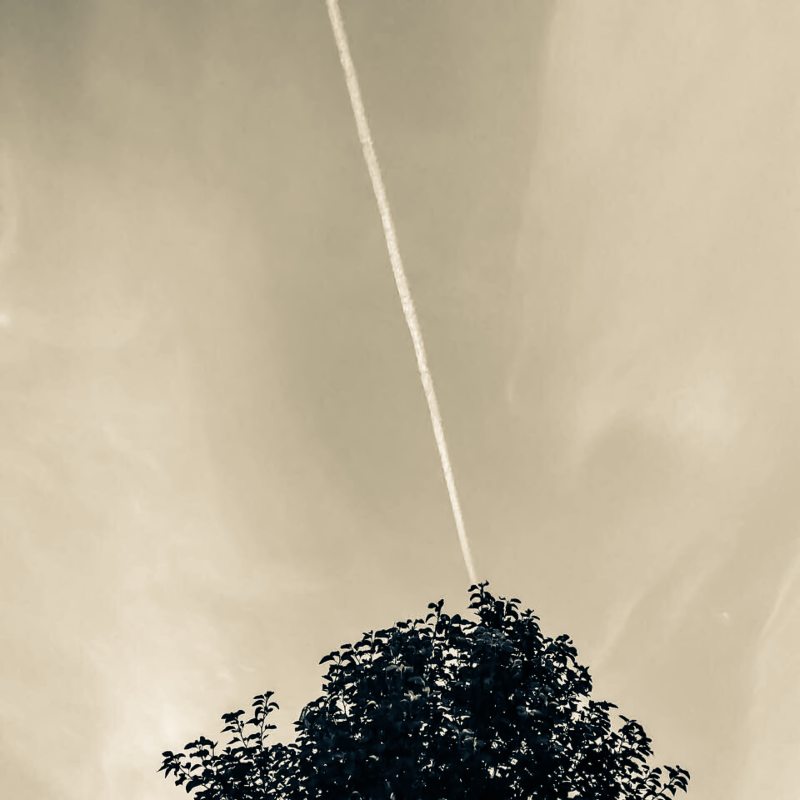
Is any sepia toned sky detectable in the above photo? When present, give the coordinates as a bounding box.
[1,2,799,798]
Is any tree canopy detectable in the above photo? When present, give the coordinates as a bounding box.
[159,582,689,799]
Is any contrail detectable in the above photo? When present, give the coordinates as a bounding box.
[325,0,478,586]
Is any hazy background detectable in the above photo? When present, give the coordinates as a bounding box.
[1,2,798,798]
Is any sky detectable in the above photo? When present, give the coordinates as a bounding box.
[1,2,799,798]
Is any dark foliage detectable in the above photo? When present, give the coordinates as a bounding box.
[160,582,689,799]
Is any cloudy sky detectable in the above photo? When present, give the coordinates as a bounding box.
[1,2,799,798]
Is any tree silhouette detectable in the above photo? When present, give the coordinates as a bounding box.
[159,582,690,799]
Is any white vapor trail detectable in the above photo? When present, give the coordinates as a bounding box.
[325,0,478,586]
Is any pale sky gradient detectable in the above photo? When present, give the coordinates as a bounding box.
[1,2,798,799]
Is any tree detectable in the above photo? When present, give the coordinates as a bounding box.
[159,582,690,799]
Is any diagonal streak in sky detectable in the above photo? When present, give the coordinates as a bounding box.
[325,0,478,586]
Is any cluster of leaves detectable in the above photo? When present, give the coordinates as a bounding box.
[160,583,690,799]
[160,692,299,799]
